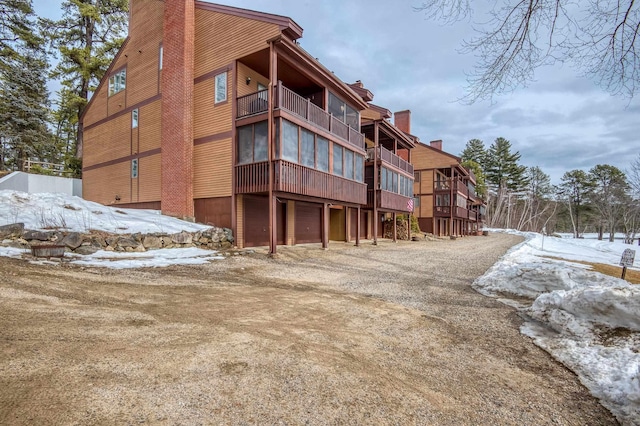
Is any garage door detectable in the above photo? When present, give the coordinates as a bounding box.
[244,196,285,247]
[295,202,322,244]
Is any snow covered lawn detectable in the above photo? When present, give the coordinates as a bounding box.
[475,230,640,425]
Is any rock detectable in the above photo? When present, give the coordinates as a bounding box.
[171,231,192,245]
[223,228,234,243]
[117,237,139,248]
[143,235,163,250]
[0,223,24,239]
[74,246,100,255]
[61,232,84,249]
[106,236,119,247]
[221,241,233,249]
[131,232,143,243]
[23,230,54,241]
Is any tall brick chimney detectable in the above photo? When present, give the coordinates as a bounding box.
[161,0,195,220]
[430,140,443,150]
[394,110,411,134]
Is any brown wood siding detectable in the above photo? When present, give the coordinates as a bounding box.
[193,139,232,198]
[286,201,295,245]
[194,197,232,228]
[422,195,433,218]
[82,162,132,205]
[295,202,322,244]
[236,62,269,98]
[193,78,232,140]
[349,208,358,240]
[84,0,163,129]
[243,196,285,247]
[329,207,345,241]
[194,10,280,79]
[126,0,163,106]
[138,100,162,153]
[411,144,458,170]
[114,201,161,210]
[83,114,132,167]
[236,194,244,247]
[138,154,161,202]
[107,89,127,117]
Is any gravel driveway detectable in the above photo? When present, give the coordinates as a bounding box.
[0,233,617,425]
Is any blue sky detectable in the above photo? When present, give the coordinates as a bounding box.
[33,0,640,184]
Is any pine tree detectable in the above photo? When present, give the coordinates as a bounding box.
[460,138,487,170]
[461,159,487,198]
[485,137,528,191]
[0,0,52,171]
[44,0,128,160]
[0,0,38,59]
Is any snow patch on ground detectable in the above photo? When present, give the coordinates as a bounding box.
[476,229,640,425]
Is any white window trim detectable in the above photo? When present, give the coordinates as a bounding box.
[132,108,139,128]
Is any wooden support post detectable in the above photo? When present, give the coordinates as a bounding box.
[392,212,397,242]
[355,207,361,247]
[407,214,411,241]
[322,203,329,249]
[345,207,350,243]
[373,121,379,245]
[622,266,627,280]
[268,41,277,255]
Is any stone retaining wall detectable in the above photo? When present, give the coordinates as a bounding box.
[0,223,233,255]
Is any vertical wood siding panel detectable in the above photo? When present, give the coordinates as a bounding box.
[193,140,232,198]
[138,154,161,202]
[194,11,280,78]
[83,163,132,205]
[236,62,269,97]
[139,100,162,153]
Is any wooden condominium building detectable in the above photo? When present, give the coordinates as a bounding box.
[81,0,414,250]
[410,137,485,237]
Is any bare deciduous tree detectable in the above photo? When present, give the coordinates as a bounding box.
[415,0,640,101]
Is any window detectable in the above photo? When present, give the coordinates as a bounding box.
[317,137,329,172]
[237,121,268,164]
[333,145,343,176]
[301,129,315,168]
[282,120,299,162]
[328,91,360,130]
[131,158,138,178]
[108,69,126,96]
[159,45,163,70]
[344,149,354,180]
[215,72,227,103]
[132,109,139,128]
[414,197,420,207]
[355,154,364,182]
[436,194,450,206]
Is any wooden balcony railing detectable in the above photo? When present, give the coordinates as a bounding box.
[236,83,365,151]
[235,160,367,205]
[434,205,470,219]
[454,181,469,197]
[365,189,413,212]
[235,161,269,193]
[237,90,269,118]
[366,146,413,175]
[435,181,449,191]
[275,160,366,204]
[469,210,478,221]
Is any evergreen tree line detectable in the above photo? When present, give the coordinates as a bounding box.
[0,0,128,176]
[460,138,640,243]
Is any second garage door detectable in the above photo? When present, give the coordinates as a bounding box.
[295,202,322,244]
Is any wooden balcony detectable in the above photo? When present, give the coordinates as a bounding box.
[235,160,366,205]
[366,146,413,175]
[366,189,414,212]
[469,210,477,221]
[454,181,469,197]
[236,83,365,151]
[434,205,470,219]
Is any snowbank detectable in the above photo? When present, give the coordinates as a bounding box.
[475,229,640,425]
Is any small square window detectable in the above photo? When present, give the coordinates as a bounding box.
[215,72,227,103]
[132,109,139,128]
[108,69,126,96]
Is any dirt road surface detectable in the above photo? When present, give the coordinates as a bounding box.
[0,233,617,425]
